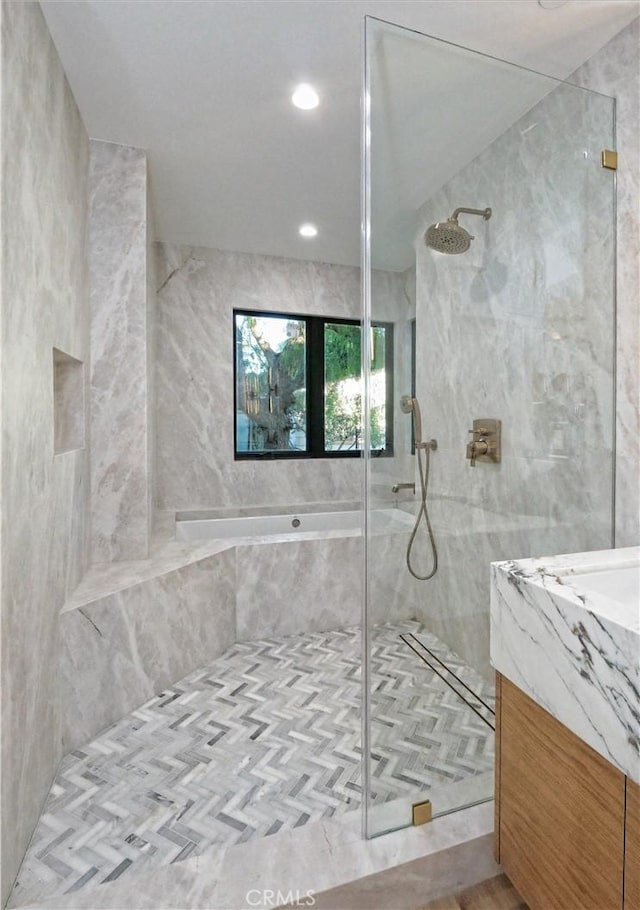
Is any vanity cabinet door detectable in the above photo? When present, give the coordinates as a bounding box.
[496,674,626,910]
[626,779,640,910]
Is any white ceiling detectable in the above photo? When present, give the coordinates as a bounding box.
[40,0,639,270]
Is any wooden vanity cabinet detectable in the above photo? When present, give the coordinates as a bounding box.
[494,673,638,910]
[626,779,640,910]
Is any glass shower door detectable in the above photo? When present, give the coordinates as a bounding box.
[362,16,615,837]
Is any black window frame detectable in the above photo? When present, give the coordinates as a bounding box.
[233,308,394,460]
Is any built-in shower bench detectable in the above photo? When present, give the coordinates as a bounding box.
[58,512,362,754]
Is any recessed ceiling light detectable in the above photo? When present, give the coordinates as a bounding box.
[299,223,318,238]
[538,1,568,8]
[292,83,319,110]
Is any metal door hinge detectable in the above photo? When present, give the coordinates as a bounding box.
[412,799,433,826]
[601,149,618,170]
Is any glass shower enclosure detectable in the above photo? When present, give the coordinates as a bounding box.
[362,16,616,837]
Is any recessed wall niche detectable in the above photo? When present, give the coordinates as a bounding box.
[53,348,85,454]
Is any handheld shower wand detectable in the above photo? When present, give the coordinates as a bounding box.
[400,396,436,452]
[399,396,438,580]
[400,395,422,448]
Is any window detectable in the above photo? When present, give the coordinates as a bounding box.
[234,309,393,458]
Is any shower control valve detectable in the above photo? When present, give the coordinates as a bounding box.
[466,437,489,467]
[466,418,501,467]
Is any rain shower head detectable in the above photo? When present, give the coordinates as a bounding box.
[425,220,473,254]
[425,206,492,255]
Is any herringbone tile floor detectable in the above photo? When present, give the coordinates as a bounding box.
[10,621,494,907]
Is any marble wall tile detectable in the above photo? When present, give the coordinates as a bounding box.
[1,1,90,902]
[89,140,150,561]
[235,536,362,640]
[147,193,158,551]
[59,550,236,752]
[156,245,399,512]
[412,68,619,675]
[570,18,640,547]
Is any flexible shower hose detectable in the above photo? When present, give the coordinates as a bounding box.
[406,443,438,580]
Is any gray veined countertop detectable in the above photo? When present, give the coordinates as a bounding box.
[490,546,640,783]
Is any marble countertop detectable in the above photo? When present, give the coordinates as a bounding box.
[490,546,639,783]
